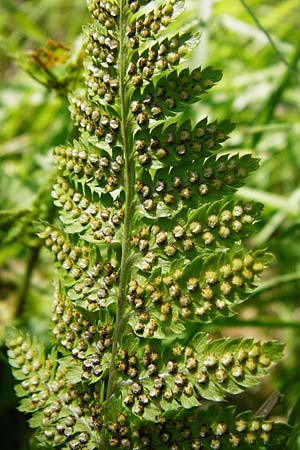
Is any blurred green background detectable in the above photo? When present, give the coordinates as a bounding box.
[0,0,299,448]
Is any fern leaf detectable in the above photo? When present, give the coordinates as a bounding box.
[6,1,289,449]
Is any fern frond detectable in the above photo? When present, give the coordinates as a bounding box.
[6,1,289,449]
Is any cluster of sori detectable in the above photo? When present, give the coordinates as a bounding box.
[135,152,256,213]
[125,1,189,83]
[6,329,103,450]
[52,146,124,191]
[85,0,187,106]
[125,250,268,337]
[126,0,181,41]
[69,98,120,141]
[109,408,276,450]
[85,1,119,102]
[131,111,254,212]
[125,213,268,337]
[50,175,124,241]
[134,119,232,169]
[86,0,198,116]
[88,0,120,23]
[39,225,120,312]
[52,293,113,382]
[106,407,281,449]
[127,33,189,87]
[112,338,280,419]
[131,201,260,259]
[39,225,89,270]
[85,61,119,104]
[130,67,222,126]
[86,22,119,104]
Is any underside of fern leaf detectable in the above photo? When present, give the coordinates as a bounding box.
[6,1,289,449]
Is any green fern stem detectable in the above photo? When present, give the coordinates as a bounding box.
[104,0,134,434]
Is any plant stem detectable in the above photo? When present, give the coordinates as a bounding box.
[100,2,133,447]
[255,391,281,418]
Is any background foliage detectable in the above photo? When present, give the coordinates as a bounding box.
[0,0,299,449]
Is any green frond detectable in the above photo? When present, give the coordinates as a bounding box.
[6,0,289,449]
